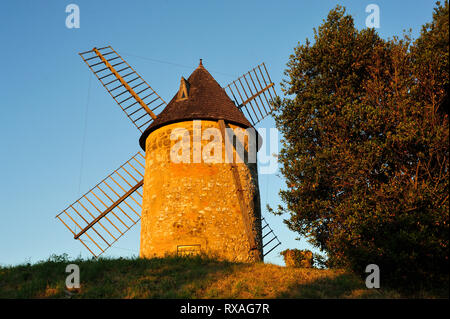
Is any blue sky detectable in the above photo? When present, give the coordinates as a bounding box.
[0,0,439,266]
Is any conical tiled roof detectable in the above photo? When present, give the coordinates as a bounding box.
[139,62,252,150]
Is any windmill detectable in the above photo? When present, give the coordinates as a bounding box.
[55,46,281,262]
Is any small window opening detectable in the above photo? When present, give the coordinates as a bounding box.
[177,77,190,101]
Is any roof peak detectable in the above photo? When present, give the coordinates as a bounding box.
[138,62,252,150]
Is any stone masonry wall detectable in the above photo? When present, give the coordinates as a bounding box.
[139,120,263,262]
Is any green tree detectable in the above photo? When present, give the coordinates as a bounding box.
[272,3,449,288]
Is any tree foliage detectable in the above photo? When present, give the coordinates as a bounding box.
[272,2,449,287]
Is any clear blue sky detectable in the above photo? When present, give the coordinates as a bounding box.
[0,0,439,266]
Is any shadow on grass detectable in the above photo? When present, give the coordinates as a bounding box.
[276,272,399,299]
[276,270,449,299]
[0,254,241,298]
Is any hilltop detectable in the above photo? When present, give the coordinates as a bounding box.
[0,255,445,298]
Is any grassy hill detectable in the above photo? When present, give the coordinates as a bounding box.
[0,254,445,298]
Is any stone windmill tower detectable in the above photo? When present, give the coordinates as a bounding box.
[55,46,281,262]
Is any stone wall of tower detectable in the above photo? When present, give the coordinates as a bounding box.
[139,120,263,262]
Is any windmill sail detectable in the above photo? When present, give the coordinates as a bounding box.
[55,152,145,258]
[79,46,166,132]
[261,217,282,257]
[224,62,277,126]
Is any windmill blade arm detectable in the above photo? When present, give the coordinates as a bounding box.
[79,46,166,132]
[74,179,143,240]
[261,217,282,257]
[224,62,277,126]
[56,152,146,258]
[240,82,274,106]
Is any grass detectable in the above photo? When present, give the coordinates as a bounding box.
[0,254,446,298]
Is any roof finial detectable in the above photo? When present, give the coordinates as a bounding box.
[199,58,203,67]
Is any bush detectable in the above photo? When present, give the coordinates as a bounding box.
[272,3,449,289]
